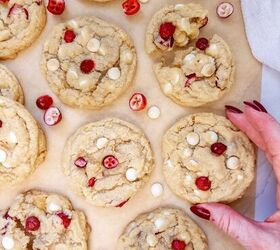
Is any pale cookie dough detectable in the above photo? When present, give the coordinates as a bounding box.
[0,190,90,250]
[41,16,137,109]
[117,207,208,249]
[0,64,24,103]
[162,113,255,204]
[0,97,47,186]
[0,0,46,59]
[62,118,154,207]
[154,35,234,107]
[145,4,208,54]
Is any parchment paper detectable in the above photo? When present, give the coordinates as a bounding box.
[0,0,261,249]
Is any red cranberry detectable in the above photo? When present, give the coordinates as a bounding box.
[171,239,186,250]
[116,199,129,207]
[185,73,197,87]
[0,120,2,128]
[159,22,176,40]
[0,0,9,3]
[74,157,87,168]
[195,38,209,50]
[57,212,71,229]
[64,29,76,43]
[122,0,140,16]
[211,142,227,155]
[47,0,65,15]
[88,177,96,187]
[129,93,147,111]
[36,95,53,110]
[25,216,40,231]
[102,155,119,169]
[195,176,211,191]
[8,4,29,19]
[80,59,95,74]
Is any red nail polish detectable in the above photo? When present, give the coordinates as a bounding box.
[190,205,210,220]
[243,101,261,111]
[225,105,243,114]
[253,100,268,113]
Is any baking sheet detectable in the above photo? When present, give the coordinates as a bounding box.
[0,0,262,249]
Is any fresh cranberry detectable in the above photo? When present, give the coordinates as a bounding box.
[129,93,147,111]
[44,106,62,126]
[159,22,176,40]
[74,157,87,168]
[8,4,29,20]
[171,239,186,250]
[88,177,96,187]
[116,199,129,207]
[47,0,65,15]
[211,142,227,155]
[25,216,40,231]
[195,176,211,191]
[195,38,209,50]
[80,59,95,74]
[64,29,76,43]
[57,212,71,229]
[102,155,119,169]
[122,0,140,16]
[185,73,197,87]
[36,95,53,110]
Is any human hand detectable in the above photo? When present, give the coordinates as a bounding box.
[190,101,280,250]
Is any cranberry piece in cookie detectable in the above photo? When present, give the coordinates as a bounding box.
[47,0,65,15]
[8,4,29,20]
[171,239,187,250]
[80,59,95,74]
[57,212,71,229]
[88,177,96,187]
[64,29,76,43]
[122,0,140,16]
[103,155,119,169]
[211,142,227,155]
[44,106,62,126]
[129,93,147,111]
[195,176,211,191]
[74,157,87,168]
[36,95,53,110]
[185,73,197,87]
[195,38,209,50]
[116,199,129,208]
[0,120,2,128]
[159,22,176,40]
[25,216,40,231]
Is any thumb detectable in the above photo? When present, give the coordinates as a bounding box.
[190,203,265,249]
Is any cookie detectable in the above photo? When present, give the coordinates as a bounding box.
[40,16,137,109]
[0,97,47,186]
[0,0,46,60]
[117,207,208,249]
[0,64,24,103]
[154,35,234,107]
[162,113,255,204]
[145,4,208,54]
[0,190,90,249]
[62,118,154,207]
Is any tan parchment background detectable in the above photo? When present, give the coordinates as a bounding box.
[0,0,261,249]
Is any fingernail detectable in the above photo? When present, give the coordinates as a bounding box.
[225,105,243,114]
[190,205,210,220]
[243,101,261,112]
[253,100,268,113]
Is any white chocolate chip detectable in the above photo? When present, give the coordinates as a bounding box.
[66,68,79,81]
[79,77,91,87]
[139,0,150,3]
[226,156,239,170]
[151,183,163,197]
[86,38,100,52]
[185,174,193,182]
[123,51,133,64]
[147,106,161,119]
[237,174,244,180]
[184,53,195,63]
[47,58,60,71]
[175,4,184,10]
[126,168,138,181]
[1,236,14,250]
[163,83,173,94]
[201,63,216,77]
[183,148,192,157]
[96,137,108,149]
[67,20,79,29]
[47,202,61,213]
[108,67,121,80]
[181,232,191,242]
[0,150,7,163]
[154,218,165,230]
[206,131,218,143]
[186,132,200,146]
[146,234,158,247]
[9,132,17,144]
[206,44,218,57]
[166,160,173,168]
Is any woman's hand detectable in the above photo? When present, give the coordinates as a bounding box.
[190,101,280,250]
